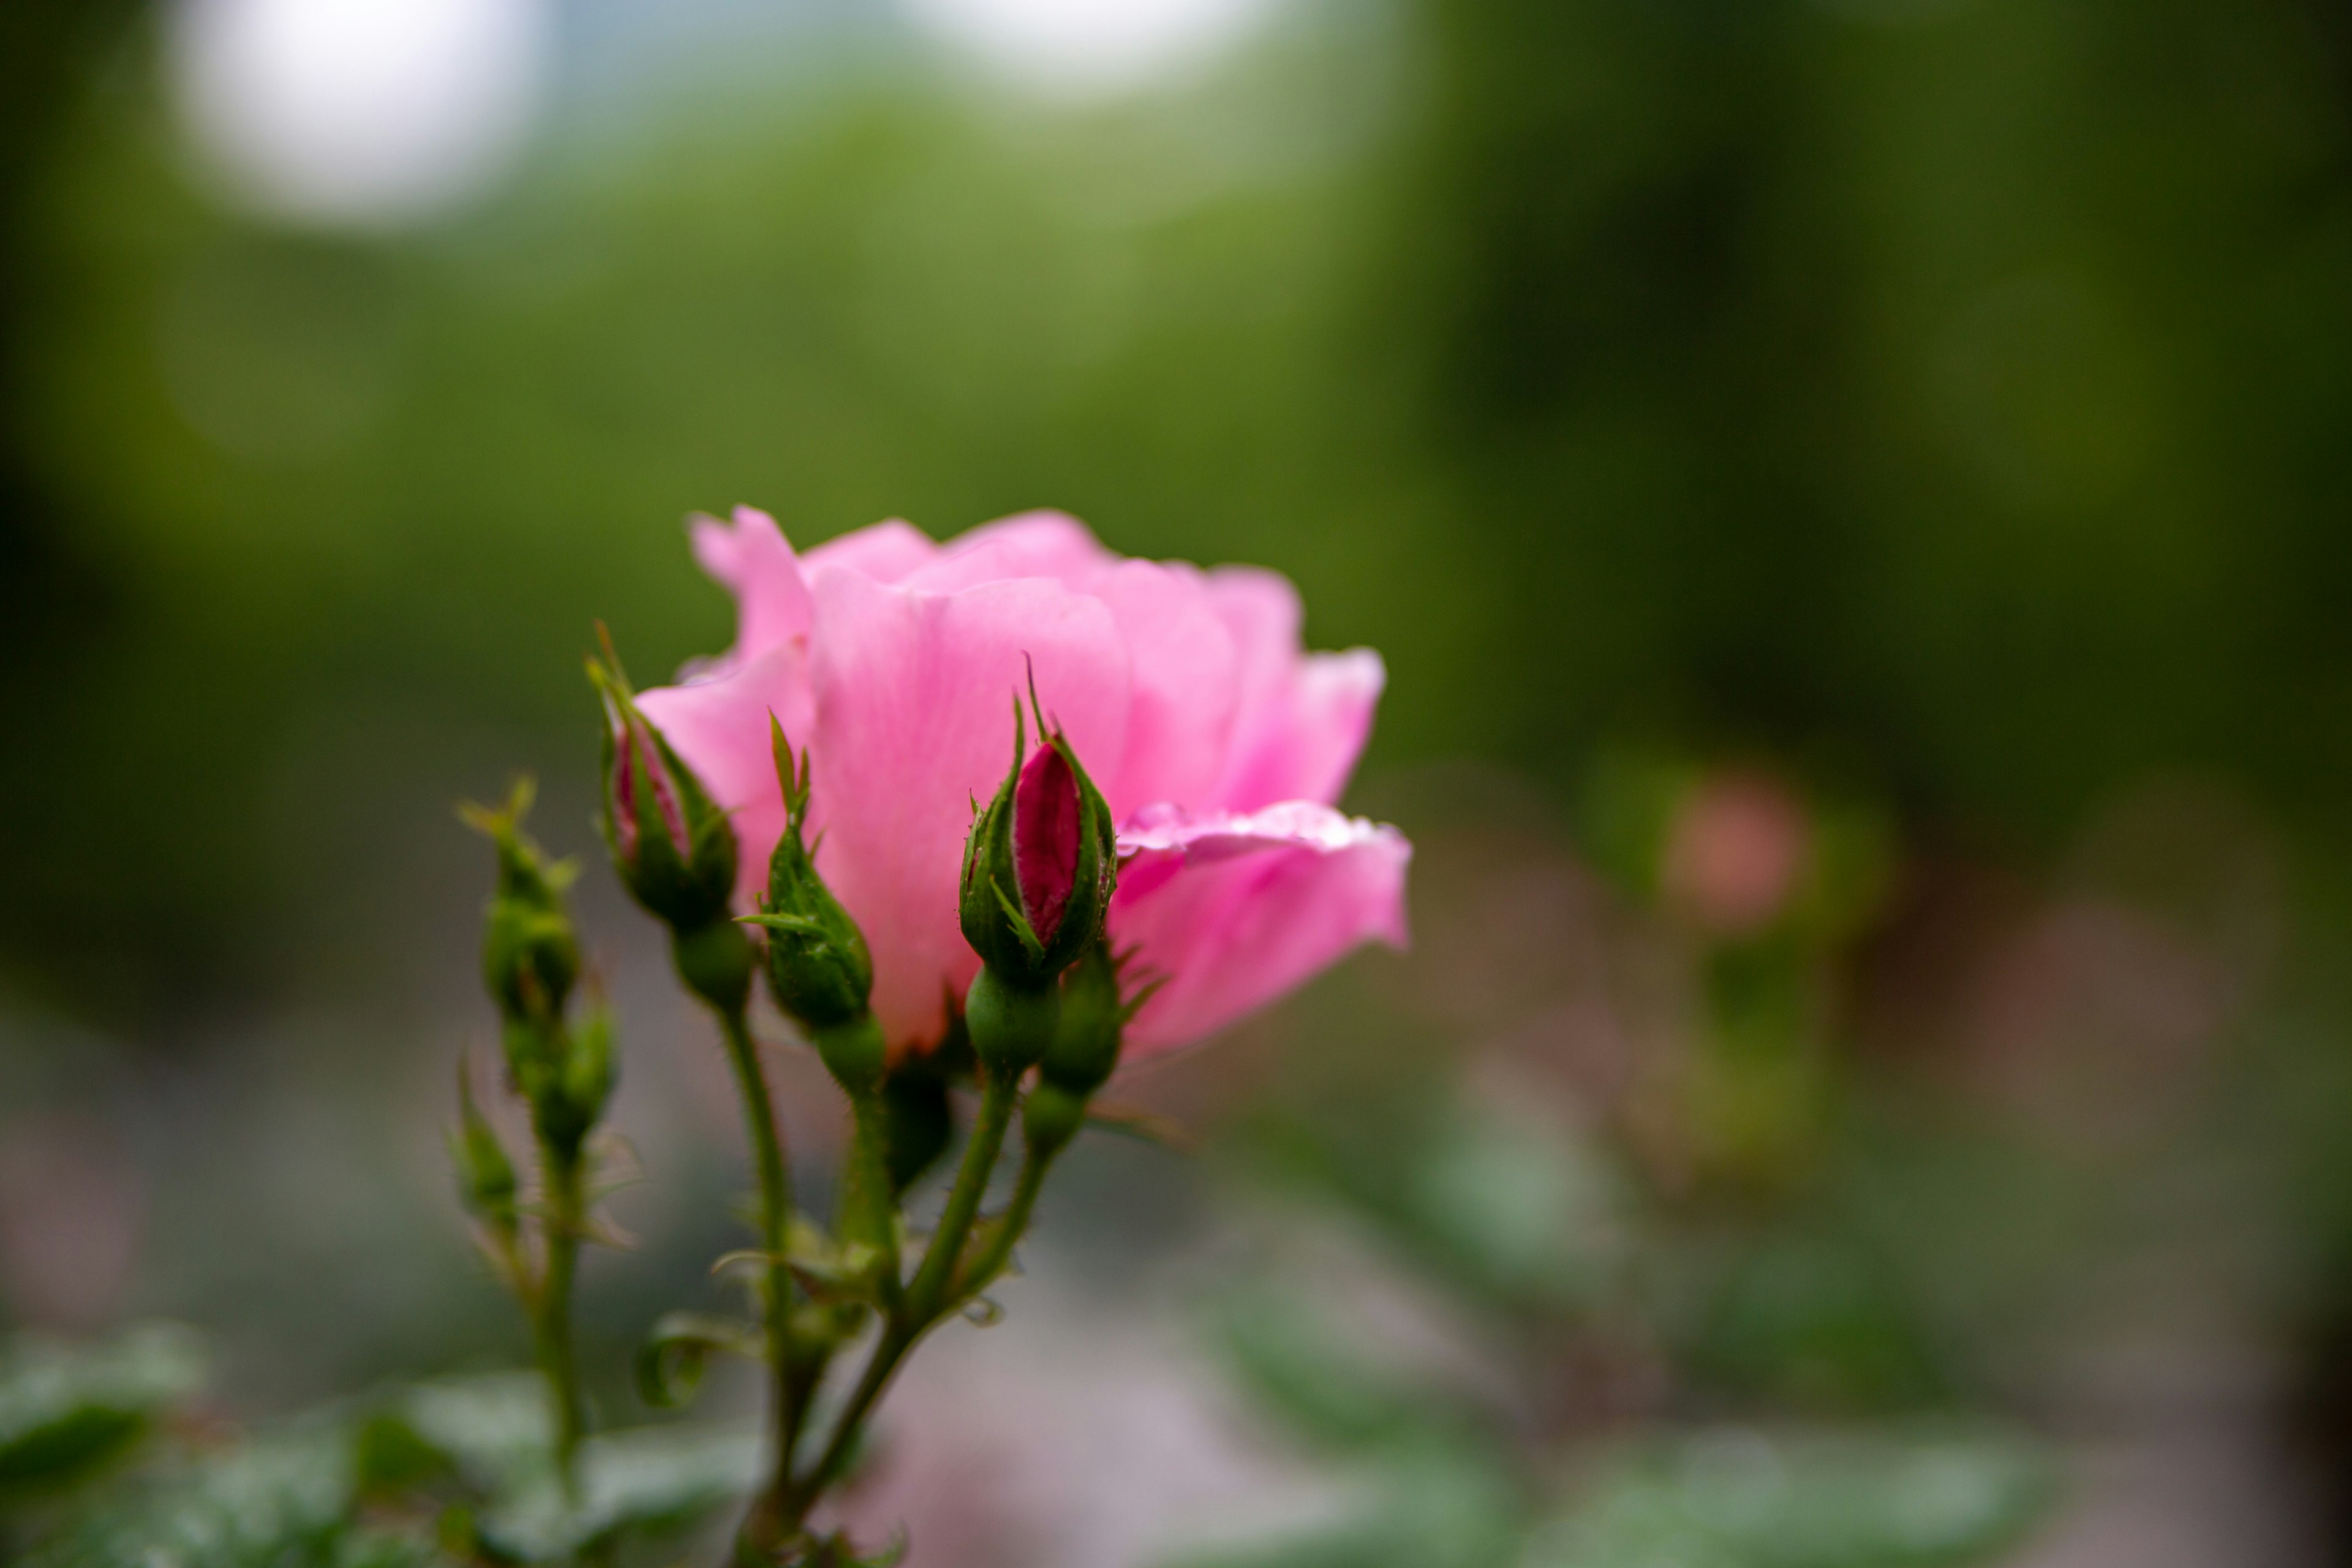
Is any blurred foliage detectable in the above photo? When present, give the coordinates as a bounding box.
[0,1323,202,1502]
[1,0,2350,1023]
[0,1332,756,1566]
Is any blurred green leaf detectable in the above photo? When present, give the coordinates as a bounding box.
[1526,1429,2054,1568]
[1214,1287,1472,1454]
[1400,1105,1624,1313]
[388,1373,554,1496]
[0,1323,205,1501]
[1161,1440,1523,1568]
[19,1422,450,1568]
[1677,1232,1948,1412]
[473,1422,760,1559]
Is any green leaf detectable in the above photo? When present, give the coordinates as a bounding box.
[1159,1442,1522,1568]
[20,1420,454,1568]
[0,1323,206,1500]
[473,1423,761,1559]
[1525,1428,2056,1568]
[391,1373,556,1496]
[1212,1289,1468,1455]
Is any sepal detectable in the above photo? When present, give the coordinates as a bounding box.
[748,719,875,1033]
[451,1059,520,1243]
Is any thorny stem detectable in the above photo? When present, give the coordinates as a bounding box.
[714,1006,807,1555]
[950,1143,1053,1303]
[534,1142,589,1495]
[778,1070,1024,1535]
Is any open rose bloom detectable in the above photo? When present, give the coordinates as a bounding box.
[637,508,1411,1060]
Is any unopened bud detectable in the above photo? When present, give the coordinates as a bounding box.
[744,720,874,1033]
[965,963,1060,1079]
[1040,938,1138,1098]
[461,780,580,1029]
[1022,1080,1088,1158]
[589,635,738,936]
[529,1005,618,1164]
[958,695,1117,993]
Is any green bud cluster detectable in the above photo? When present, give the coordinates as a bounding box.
[454,775,621,1484]
[460,782,615,1164]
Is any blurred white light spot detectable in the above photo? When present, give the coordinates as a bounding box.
[169,0,551,228]
[903,0,1278,94]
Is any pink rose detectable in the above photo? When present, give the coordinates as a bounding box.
[637,507,1411,1060]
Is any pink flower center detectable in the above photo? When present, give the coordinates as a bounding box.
[1012,742,1081,943]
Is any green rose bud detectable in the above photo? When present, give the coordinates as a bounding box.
[1041,938,1137,1098]
[588,634,738,937]
[743,719,874,1033]
[461,780,579,1030]
[957,695,1117,993]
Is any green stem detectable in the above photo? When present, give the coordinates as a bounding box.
[714,1007,802,1550]
[840,1093,901,1309]
[535,1144,589,1494]
[951,1144,1053,1304]
[904,1069,1020,1324]
[779,1070,1022,1531]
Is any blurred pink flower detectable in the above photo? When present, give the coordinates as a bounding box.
[638,508,1409,1058]
[1662,772,1807,936]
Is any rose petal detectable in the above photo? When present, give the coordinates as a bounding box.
[807,568,1132,1051]
[901,510,1115,595]
[1087,559,1240,820]
[1111,802,1411,1055]
[686,507,812,668]
[802,517,939,584]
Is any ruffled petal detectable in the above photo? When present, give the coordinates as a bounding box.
[1199,569,1382,810]
[686,507,812,668]
[806,568,1133,1052]
[1215,648,1385,811]
[801,517,939,584]
[1110,802,1411,1055]
[902,510,1115,595]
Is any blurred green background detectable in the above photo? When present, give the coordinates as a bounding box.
[4,0,2352,1561]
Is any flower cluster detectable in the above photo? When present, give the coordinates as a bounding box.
[456,508,1409,1564]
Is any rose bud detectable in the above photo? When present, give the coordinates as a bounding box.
[742,719,874,1036]
[461,780,581,1031]
[546,1003,618,1163]
[589,639,754,1013]
[1026,940,1153,1159]
[959,698,1117,1075]
[589,643,740,938]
